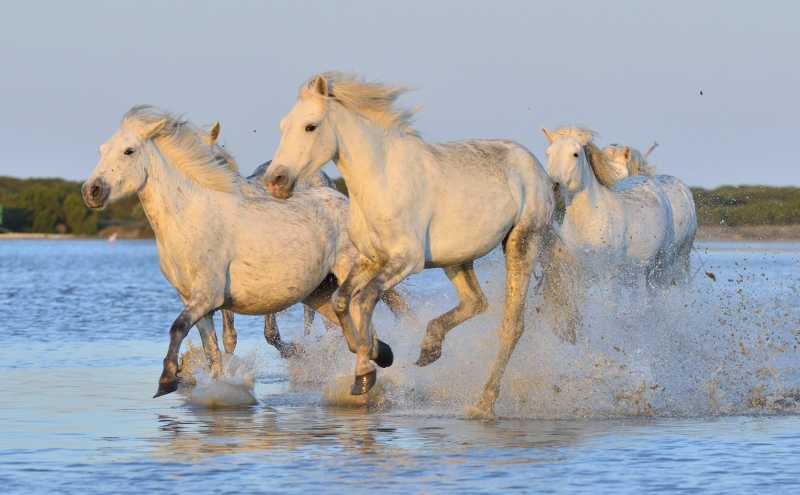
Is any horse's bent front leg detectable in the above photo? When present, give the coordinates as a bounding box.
[468,229,542,419]
[155,302,213,398]
[332,256,383,356]
[348,256,418,395]
[221,310,237,354]
[196,315,223,378]
[417,262,488,366]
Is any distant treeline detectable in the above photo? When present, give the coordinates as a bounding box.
[0,176,146,235]
[2,176,799,235]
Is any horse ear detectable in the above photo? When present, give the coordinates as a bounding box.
[209,122,221,144]
[139,118,167,140]
[623,146,631,160]
[309,74,329,96]
[542,128,556,143]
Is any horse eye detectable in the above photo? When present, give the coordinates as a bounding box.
[573,152,579,158]
[305,124,318,132]
[124,147,136,156]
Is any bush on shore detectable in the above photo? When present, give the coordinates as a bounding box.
[3,176,800,236]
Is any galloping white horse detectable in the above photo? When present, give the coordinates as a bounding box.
[82,105,400,398]
[264,72,554,418]
[203,123,411,358]
[542,127,695,285]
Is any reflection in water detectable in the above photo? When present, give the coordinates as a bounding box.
[152,403,609,465]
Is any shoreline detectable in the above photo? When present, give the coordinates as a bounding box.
[4,224,800,242]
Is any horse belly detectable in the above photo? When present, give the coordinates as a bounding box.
[426,196,517,267]
[227,256,329,315]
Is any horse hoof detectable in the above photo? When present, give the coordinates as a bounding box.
[465,403,496,421]
[153,379,179,398]
[374,340,394,368]
[350,370,377,396]
[415,344,442,367]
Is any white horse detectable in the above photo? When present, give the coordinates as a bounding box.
[200,122,330,356]
[203,123,411,358]
[263,72,554,419]
[600,140,696,278]
[601,142,658,185]
[542,127,695,285]
[82,105,403,398]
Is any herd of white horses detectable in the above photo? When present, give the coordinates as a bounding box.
[82,72,697,419]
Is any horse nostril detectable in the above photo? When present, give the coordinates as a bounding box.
[90,184,102,199]
[274,174,286,185]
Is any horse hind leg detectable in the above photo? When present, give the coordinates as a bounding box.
[303,307,315,336]
[196,315,223,378]
[416,262,488,366]
[468,227,542,420]
[263,313,300,359]
[221,310,237,354]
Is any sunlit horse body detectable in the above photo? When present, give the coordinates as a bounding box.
[82,106,402,398]
[201,123,335,357]
[542,127,695,286]
[264,73,555,418]
[205,124,410,358]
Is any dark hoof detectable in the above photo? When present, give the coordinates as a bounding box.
[153,379,179,398]
[374,339,394,368]
[350,369,377,396]
[416,345,442,367]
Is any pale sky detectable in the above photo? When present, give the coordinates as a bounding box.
[1,1,797,187]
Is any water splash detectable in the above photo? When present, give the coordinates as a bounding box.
[278,247,800,419]
[178,342,257,408]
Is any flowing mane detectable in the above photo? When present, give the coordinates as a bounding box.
[122,106,238,192]
[554,126,619,187]
[305,72,418,135]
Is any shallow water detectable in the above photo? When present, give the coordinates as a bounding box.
[2,240,800,493]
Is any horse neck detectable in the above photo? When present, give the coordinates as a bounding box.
[330,109,403,205]
[137,145,212,243]
[565,158,611,222]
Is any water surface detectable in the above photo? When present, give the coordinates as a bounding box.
[2,240,800,493]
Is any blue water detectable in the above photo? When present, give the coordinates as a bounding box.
[1,240,800,494]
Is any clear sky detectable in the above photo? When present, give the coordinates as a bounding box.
[1,1,797,187]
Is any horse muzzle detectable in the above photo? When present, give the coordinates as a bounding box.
[263,166,297,199]
[82,178,110,209]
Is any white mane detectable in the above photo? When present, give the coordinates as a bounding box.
[122,106,238,192]
[554,126,619,187]
[305,72,418,135]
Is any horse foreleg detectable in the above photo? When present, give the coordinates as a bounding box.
[349,257,417,395]
[263,313,300,359]
[221,310,237,354]
[197,315,223,378]
[331,255,383,358]
[417,262,488,366]
[303,275,355,348]
[468,229,542,420]
[155,302,212,398]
